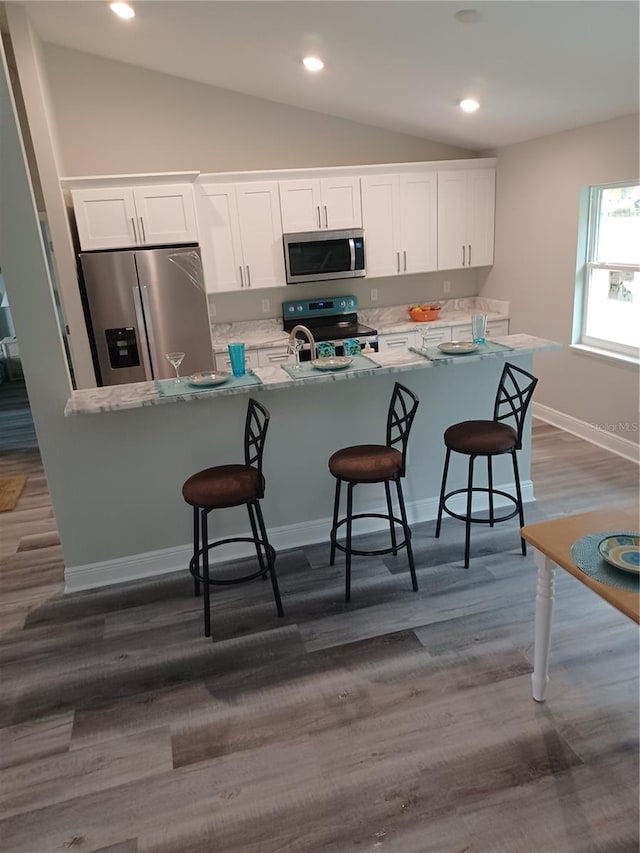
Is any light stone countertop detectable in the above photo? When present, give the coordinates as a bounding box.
[209,297,509,352]
[65,334,559,416]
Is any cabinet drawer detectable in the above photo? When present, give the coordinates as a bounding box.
[217,349,259,371]
[416,326,452,346]
[378,332,416,352]
[452,320,509,340]
[257,346,291,366]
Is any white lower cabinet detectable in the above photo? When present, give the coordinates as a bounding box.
[451,319,510,340]
[257,345,291,366]
[415,325,452,347]
[377,330,418,352]
[197,181,286,293]
[216,348,259,372]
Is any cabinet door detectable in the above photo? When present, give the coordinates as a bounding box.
[196,183,244,293]
[360,175,401,278]
[320,177,362,230]
[279,179,323,232]
[437,171,468,271]
[235,182,286,289]
[72,186,138,251]
[132,184,198,246]
[466,169,495,268]
[400,173,437,274]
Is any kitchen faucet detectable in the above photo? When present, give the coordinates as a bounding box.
[287,324,317,363]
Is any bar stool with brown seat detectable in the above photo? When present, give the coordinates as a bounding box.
[329,382,420,602]
[182,398,283,638]
[435,361,538,568]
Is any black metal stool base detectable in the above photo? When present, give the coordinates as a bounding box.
[191,501,283,639]
[439,487,519,526]
[330,512,411,558]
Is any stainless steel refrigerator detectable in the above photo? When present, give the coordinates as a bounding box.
[79,245,214,386]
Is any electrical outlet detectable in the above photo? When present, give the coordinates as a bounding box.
[210,302,217,318]
[370,288,378,302]
[443,280,451,294]
[261,299,270,313]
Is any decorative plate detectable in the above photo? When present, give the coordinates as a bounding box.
[597,534,640,574]
[187,371,231,387]
[437,341,479,354]
[310,356,353,370]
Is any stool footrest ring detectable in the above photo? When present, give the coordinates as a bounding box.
[440,487,519,525]
[189,536,275,585]
[330,512,411,558]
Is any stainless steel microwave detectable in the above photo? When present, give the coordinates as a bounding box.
[283,228,366,285]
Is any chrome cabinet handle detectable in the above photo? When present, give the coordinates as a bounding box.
[323,205,328,228]
[397,252,400,273]
[239,266,244,288]
[139,217,146,243]
[246,266,251,288]
[462,245,466,266]
[317,206,322,228]
[468,244,472,265]
[131,217,138,243]
[403,250,407,272]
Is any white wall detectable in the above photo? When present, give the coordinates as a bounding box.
[42,44,473,177]
[481,114,640,448]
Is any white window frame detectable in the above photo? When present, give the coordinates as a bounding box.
[575,181,639,363]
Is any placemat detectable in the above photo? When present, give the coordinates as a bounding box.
[156,370,263,397]
[281,354,381,380]
[410,340,514,362]
[570,530,639,592]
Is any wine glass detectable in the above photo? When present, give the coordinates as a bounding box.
[165,351,185,382]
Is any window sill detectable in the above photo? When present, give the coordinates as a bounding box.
[570,343,639,367]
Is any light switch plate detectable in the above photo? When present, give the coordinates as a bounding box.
[262,299,270,313]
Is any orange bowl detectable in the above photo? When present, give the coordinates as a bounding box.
[408,305,441,322]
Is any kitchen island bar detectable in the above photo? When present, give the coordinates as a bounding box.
[62,335,559,591]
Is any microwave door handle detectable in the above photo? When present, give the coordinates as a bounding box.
[349,238,355,271]
[132,286,154,379]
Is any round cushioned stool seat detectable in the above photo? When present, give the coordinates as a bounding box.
[329,444,402,483]
[182,464,263,509]
[444,420,518,455]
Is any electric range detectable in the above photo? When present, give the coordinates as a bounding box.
[282,296,377,360]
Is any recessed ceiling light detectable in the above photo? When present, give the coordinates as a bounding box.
[459,99,480,112]
[110,2,135,20]
[302,56,324,73]
[455,9,481,24]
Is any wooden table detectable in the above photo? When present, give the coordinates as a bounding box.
[521,505,639,702]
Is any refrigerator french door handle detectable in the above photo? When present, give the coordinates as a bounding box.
[140,284,160,377]
[131,286,154,379]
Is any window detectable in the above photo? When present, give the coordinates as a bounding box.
[575,182,640,361]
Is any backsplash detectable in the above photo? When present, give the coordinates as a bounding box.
[207,268,479,325]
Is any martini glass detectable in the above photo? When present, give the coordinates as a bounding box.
[165,351,185,383]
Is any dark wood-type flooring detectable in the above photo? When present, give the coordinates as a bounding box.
[0,380,638,852]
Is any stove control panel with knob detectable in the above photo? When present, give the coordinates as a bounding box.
[282,295,357,319]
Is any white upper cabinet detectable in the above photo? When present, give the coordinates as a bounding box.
[437,169,495,270]
[361,173,437,278]
[279,177,362,232]
[72,184,198,251]
[196,181,286,293]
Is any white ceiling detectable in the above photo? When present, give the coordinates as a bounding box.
[16,0,640,151]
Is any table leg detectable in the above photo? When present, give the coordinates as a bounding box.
[532,548,556,702]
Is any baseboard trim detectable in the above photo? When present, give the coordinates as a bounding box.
[64,480,534,593]
[533,402,639,463]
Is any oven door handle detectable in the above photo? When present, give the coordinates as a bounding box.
[349,238,355,272]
